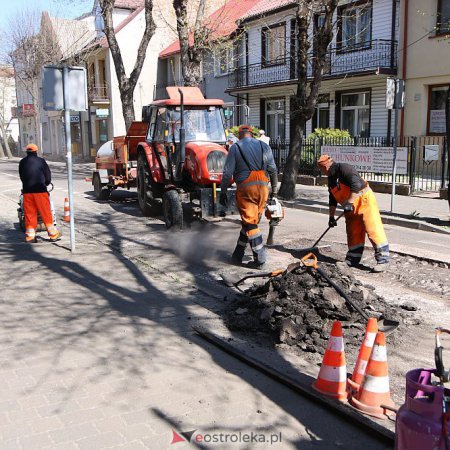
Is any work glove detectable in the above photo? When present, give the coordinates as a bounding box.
[343,202,353,213]
[219,191,228,208]
[328,217,337,228]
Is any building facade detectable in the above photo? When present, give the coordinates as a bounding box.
[400,0,450,137]
[227,0,400,140]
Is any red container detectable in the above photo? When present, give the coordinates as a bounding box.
[395,368,450,450]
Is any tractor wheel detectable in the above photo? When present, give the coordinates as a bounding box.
[162,190,183,230]
[137,153,160,216]
[93,173,110,200]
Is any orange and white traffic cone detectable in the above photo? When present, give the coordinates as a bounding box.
[63,198,70,222]
[349,331,395,419]
[347,317,378,397]
[312,321,348,402]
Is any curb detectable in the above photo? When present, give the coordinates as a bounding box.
[283,201,450,236]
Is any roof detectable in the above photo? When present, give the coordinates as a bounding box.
[159,0,261,58]
[111,0,143,10]
[151,86,224,106]
[0,66,14,77]
[48,16,96,58]
[239,0,297,23]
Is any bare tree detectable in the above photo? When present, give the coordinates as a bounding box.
[4,9,66,151]
[172,0,208,87]
[278,0,338,200]
[98,0,156,130]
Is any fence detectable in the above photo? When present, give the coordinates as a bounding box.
[271,136,449,193]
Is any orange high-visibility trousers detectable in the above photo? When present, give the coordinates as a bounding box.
[23,192,59,242]
[345,189,389,265]
[233,170,269,264]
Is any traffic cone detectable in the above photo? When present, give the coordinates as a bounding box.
[312,321,348,402]
[347,317,378,397]
[63,198,70,222]
[349,331,395,419]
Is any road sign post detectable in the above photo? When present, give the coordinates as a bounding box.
[386,78,405,212]
[43,65,87,253]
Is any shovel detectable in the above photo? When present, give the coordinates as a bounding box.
[220,269,283,293]
[301,253,399,335]
[298,211,345,253]
[220,259,305,293]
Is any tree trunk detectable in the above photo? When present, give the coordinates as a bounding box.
[173,0,206,88]
[120,88,135,131]
[100,0,155,130]
[278,0,338,200]
[0,139,6,158]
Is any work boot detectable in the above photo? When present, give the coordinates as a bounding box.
[25,237,37,243]
[372,262,389,273]
[49,231,61,242]
[230,255,243,266]
[246,260,266,270]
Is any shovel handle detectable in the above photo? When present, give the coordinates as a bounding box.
[311,211,345,248]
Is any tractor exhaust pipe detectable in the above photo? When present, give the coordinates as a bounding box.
[178,88,186,180]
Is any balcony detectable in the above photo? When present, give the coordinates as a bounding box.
[88,84,110,103]
[228,40,398,90]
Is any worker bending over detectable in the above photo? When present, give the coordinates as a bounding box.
[19,144,60,243]
[220,125,278,269]
[317,155,389,272]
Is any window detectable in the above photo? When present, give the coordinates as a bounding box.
[437,0,450,35]
[428,85,449,134]
[340,91,370,137]
[262,24,286,65]
[312,94,330,131]
[339,2,372,51]
[214,48,233,77]
[265,99,285,140]
[167,107,226,143]
[154,108,167,141]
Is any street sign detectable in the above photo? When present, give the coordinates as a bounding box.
[42,66,88,112]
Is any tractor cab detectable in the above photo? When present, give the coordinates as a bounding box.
[137,87,237,228]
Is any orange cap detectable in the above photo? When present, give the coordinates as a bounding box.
[238,124,253,134]
[26,143,38,152]
[317,154,332,167]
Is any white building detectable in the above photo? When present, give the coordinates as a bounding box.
[228,0,400,140]
[0,66,19,147]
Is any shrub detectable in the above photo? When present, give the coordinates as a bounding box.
[308,128,352,140]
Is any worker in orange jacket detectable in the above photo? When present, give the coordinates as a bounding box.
[220,125,278,269]
[317,154,389,272]
[19,144,60,243]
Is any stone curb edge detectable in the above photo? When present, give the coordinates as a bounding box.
[282,201,450,236]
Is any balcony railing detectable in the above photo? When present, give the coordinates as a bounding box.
[228,40,397,90]
[88,84,109,102]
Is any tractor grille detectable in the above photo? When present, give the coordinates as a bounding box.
[207,151,227,172]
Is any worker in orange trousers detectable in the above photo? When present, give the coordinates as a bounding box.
[19,144,60,243]
[220,125,278,269]
[317,155,389,272]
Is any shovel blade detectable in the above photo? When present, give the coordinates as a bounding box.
[378,318,400,336]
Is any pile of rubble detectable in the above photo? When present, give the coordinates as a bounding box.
[225,262,417,354]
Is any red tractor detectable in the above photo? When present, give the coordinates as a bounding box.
[91,87,237,228]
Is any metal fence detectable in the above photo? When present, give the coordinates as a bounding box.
[271,136,449,193]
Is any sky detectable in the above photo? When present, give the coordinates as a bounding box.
[0,0,93,31]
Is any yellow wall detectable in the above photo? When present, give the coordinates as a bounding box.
[400,0,450,136]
